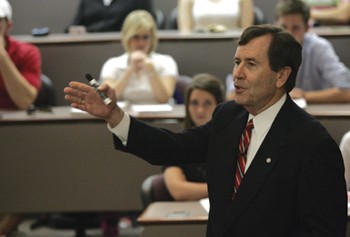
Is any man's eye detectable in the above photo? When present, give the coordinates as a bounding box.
[247,62,256,67]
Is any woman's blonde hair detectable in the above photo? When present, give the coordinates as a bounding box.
[121,10,158,54]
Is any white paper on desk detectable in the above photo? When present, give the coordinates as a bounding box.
[130,104,173,113]
[70,101,128,114]
[199,198,210,213]
[70,107,87,114]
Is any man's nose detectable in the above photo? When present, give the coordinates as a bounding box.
[233,65,244,80]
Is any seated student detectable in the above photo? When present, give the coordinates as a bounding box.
[177,0,254,33]
[67,0,155,32]
[0,0,41,234]
[340,131,350,190]
[100,10,178,104]
[275,0,350,103]
[226,0,350,103]
[163,73,225,201]
[0,0,41,110]
[304,0,350,25]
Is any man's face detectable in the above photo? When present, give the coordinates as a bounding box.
[233,35,286,115]
[276,14,308,44]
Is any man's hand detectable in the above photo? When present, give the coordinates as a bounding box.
[64,81,124,127]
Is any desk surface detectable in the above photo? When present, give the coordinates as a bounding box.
[1,103,349,122]
[304,103,350,118]
[0,105,186,124]
[0,106,184,213]
[137,201,208,225]
[13,30,243,45]
[13,27,350,44]
[138,200,350,224]
[0,104,348,213]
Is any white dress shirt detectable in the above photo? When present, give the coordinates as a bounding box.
[245,94,286,171]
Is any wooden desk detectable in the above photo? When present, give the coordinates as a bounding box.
[304,103,350,144]
[0,106,184,214]
[137,201,208,237]
[13,28,350,106]
[310,26,350,38]
[138,200,350,237]
[0,103,348,214]
[137,201,208,225]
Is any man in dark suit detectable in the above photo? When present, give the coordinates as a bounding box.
[64,25,347,237]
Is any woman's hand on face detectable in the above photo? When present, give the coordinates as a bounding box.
[129,50,147,72]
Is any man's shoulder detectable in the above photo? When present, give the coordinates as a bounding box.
[8,36,37,48]
[7,36,39,53]
[304,32,332,49]
[213,100,244,118]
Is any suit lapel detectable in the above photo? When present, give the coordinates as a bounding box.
[208,109,248,201]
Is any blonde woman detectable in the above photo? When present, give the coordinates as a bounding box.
[177,0,254,33]
[100,10,178,104]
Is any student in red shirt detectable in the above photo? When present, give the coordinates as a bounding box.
[0,0,41,110]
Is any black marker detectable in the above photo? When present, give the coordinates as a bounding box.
[85,73,112,105]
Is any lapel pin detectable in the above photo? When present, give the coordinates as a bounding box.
[266,158,272,163]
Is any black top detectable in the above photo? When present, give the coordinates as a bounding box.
[69,0,154,32]
[164,163,207,183]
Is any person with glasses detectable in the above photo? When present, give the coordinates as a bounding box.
[100,10,178,104]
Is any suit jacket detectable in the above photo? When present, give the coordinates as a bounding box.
[113,95,347,237]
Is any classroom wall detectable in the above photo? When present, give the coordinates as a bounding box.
[10,0,79,35]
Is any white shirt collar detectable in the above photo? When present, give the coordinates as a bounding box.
[249,94,287,140]
[245,94,287,170]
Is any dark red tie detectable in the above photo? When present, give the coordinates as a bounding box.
[234,119,254,195]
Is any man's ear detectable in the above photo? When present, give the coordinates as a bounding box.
[276,66,291,88]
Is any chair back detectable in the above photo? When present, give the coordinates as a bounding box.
[254,6,267,25]
[140,174,174,208]
[154,9,166,29]
[167,7,178,29]
[34,74,56,107]
[173,75,192,104]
